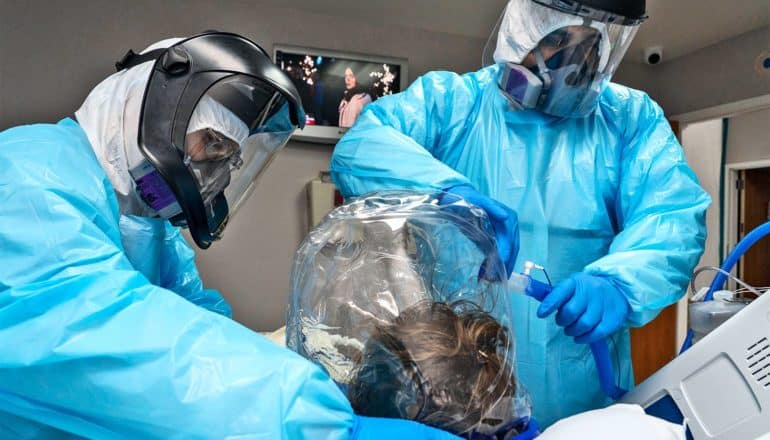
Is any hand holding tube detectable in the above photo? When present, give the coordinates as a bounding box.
[537,273,630,344]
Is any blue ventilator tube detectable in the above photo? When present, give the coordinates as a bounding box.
[509,272,627,400]
[705,220,770,301]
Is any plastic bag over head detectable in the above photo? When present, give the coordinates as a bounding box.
[287,191,532,438]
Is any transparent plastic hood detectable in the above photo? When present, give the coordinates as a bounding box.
[287,191,531,437]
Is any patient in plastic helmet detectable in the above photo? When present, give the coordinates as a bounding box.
[348,300,524,439]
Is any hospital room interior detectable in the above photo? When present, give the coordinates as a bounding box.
[1,0,769,438]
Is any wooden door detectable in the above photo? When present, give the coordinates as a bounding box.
[741,167,770,287]
[630,305,678,384]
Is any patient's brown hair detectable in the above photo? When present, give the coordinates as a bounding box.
[348,301,516,436]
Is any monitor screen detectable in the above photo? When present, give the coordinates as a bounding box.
[274,46,408,143]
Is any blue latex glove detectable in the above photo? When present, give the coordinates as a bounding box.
[510,418,540,440]
[440,185,519,277]
[351,415,462,440]
[536,273,630,344]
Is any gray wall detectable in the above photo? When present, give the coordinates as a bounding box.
[7,1,754,331]
[0,0,489,331]
[576,28,770,118]
[632,26,770,117]
[726,107,770,164]
[0,0,486,129]
[613,61,661,100]
[184,143,334,330]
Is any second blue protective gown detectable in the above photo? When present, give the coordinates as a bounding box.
[0,119,355,438]
[330,64,710,426]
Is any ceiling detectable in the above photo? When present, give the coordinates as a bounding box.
[258,0,770,63]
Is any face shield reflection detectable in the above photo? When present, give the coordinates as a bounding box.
[186,127,242,163]
[526,26,603,85]
[182,78,296,216]
[485,0,640,69]
[483,0,640,117]
[223,102,295,217]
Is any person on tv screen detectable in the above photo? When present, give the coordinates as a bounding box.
[339,66,372,128]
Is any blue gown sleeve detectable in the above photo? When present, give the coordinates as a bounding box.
[330,71,474,197]
[584,92,710,327]
[0,167,354,438]
[159,224,234,318]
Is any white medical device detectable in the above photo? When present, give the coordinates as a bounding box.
[623,221,770,439]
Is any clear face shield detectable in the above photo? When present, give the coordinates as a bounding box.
[482,0,643,118]
[126,32,305,249]
[182,78,296,222]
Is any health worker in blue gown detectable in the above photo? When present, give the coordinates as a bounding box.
[0,31,460,439]
[330,0,710,426]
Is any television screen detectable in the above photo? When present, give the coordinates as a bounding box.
[274,46,408,143]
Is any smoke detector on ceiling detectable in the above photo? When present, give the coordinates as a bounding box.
[643,46,663,65]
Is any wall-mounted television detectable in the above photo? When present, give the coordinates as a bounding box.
[274,45,408,144]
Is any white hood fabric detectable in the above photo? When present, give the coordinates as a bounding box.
[75,38,249,217]
[493,0,610,70]
[75,38,181,217]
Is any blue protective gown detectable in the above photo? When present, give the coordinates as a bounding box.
[0,119,355,438]
[330,65,710,426]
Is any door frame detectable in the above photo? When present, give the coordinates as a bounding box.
[670,94,770,352]
[671,93,770,124]
[724,160,770,282]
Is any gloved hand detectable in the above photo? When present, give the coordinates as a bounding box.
[536,273,630,344]
[351,415,462,440]
[439,185,519,277]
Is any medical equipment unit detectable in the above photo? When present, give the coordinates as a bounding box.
[620,220,770,439]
